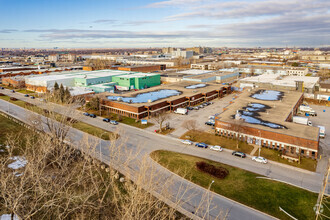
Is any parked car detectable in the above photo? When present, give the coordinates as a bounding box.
[89,114,96,118]
[11,90,15,93]
[232,151,246,158]
[203,102,208,106]
[30,96,35,99]
[110,120,118,125]
[186,106,194,110]
[0,87,4,89]
[252,156,268,164]
[210,145,223,152]
[103,118,110,122]
[193,106,199,110]
[24,94,29,97]
[205,121,215,126]
[83,112,90,116]
[181,139,193,145]
[198,105,204,108]
[195,143,208,148]
[209,102,214,105]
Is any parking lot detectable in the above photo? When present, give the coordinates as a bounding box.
[147,93,238,138]
[308,105,330,156]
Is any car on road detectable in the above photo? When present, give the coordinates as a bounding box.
[103,118,110,122]
[205,121,215,126]
[252,156,268,164]
[110,120,118,125]
[210,145,223,152]
[30,96,35,99]
[181,139,193,145]
[89,114,96,118]
[232,151,246,158]
[83,112,90,116]
[24,94,29,97]
[11,90,15,93]
[195,142,208,148]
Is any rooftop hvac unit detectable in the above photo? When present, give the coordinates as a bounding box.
[117,97,122,101]
[148,99,152,103]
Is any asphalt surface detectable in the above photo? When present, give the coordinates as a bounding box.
[0,89,327,219]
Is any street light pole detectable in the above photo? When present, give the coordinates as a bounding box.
[258,130,261,157]
[207,180,215,220]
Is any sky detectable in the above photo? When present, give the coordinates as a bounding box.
[0,0,329,48]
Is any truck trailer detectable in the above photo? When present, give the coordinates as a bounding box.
[318,126,326,138]
[174,108,188,115]
[292,116,312,126]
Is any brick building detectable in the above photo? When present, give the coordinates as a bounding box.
[2,76,25,88]
[90,81,231,119]
[117,65,166,72]
[215,89,319,159]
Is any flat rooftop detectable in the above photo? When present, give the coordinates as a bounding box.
[217,89,319,141]
[240,74,319,89]
[113,73,159,78]
[177,69,214,75]
[100,81,226,107]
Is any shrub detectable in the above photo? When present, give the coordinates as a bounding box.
[196,161,229,179]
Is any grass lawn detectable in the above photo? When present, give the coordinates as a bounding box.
[180,130,254,154]
[256,147,317,172]
[156,128,175,135]
[0,96,112,140]
[0,115,28,145]
[72,122,112,140]
[15,89,35,94]
[151,150,319,220]
[82,109,154,129]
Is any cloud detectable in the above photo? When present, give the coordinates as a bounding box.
[93,19,117,24]
[166,0,330,20]
[0,29,17,33]
[146,0,206,8]
[27,29,211,40]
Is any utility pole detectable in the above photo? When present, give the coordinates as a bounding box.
[315,159,330,220]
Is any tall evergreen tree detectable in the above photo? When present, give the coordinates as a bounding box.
[64,87,71,103]
[54,82,59,91]
[59,84,65,102]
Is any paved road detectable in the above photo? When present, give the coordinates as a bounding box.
[0,89,326,219]
[0,99,276,220]
[1,89,324,192]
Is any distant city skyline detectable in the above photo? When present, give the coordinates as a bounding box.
[0,0,329,48]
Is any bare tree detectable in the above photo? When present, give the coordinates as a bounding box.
[85,58,113,70]
[182,119,198,132]
[232,119,244,149]
[153,112,171,132]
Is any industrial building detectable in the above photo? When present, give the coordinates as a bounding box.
[112,73,160,90]
[239,74,319,93]
[91,81,231,119]
[24,69,161,93]
[239,65,309,76]
[215,89,319,159]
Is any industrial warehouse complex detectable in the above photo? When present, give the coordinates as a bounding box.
[94,81,231,119]
[215,89,320,159]
[24,69,161,93]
